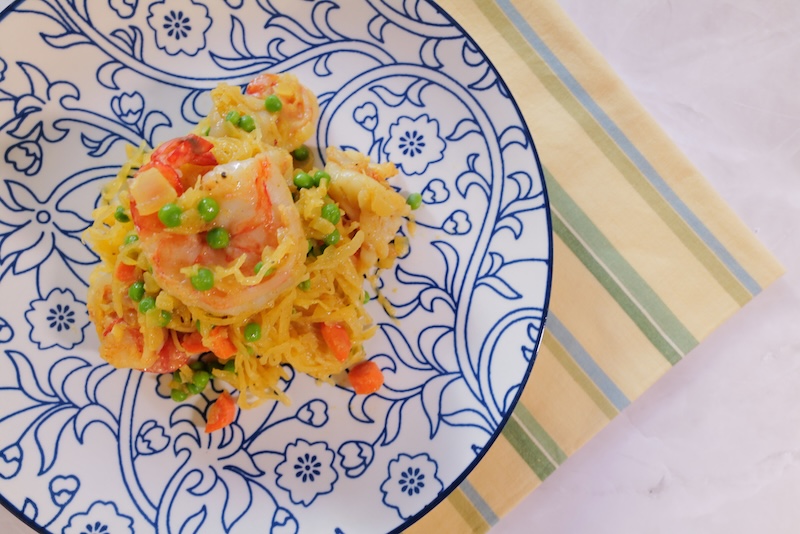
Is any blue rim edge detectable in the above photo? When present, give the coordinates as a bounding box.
[0,0,555,532]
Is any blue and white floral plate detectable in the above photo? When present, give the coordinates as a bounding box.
[0,1,552,532]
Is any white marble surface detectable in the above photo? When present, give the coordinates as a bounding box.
[0,0,798,533]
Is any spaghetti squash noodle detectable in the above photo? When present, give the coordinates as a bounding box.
[85,73,416,425]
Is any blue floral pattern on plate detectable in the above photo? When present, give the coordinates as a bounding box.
[62,501,134,534]
[381,453,443,520]
[0,1,552,532]
[383,114,445,175]
[25,288,89,350]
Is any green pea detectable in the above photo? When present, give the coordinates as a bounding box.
[158,203,182,228]
[292,145,310,161]
[192,370,211,389]
[158,310,172,327]
[185,383,201,395]
[238,114,256,132]
[123,234,139,245]
[128,281,145,302]
[191,268,214,291]
[298,279,311,292]
[206,227,230,249]
[293,171,313,189]
[320,203,341,224]
[406,192,423,210]
[363,292,370,304]
[223,360,236,373]
[254,261,275,276]
[244,322,262,342]
[138,296,156,313]
[323,228,340,246]
[225,110,241,125]
[114,206,130,223]
[312,170,330,187]
[264,95,282,113]
[189,361,206,371]
[171,388,188,402]
[197,197,220,222]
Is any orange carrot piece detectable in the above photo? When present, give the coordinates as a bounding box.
[320,322,351,363]
[205,391,236,433]
[180,331,206,354]
[115,262,137,283]
[348,361,384,395]
[206,326,238,360]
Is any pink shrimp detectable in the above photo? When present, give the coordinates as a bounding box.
[102,319,193,372]
[88,273,196,372]
[130,134,218,234]
[144,134,217,192]
[324,147,410,271]
[244,73,318,150]
[139,149,307,317]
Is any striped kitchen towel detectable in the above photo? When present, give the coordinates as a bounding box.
[409,0,784,532]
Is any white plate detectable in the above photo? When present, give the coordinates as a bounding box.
[0,1,552,532]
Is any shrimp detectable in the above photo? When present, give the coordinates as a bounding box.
[324,147,410,270]
[205,73,318,152]
[143,134,217,193]
[87,271,196,372]
[138,148,307,317]
[87,271,145,367]
[100,320,192,373]
[246,73,318,150]
[130,134,218,234]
